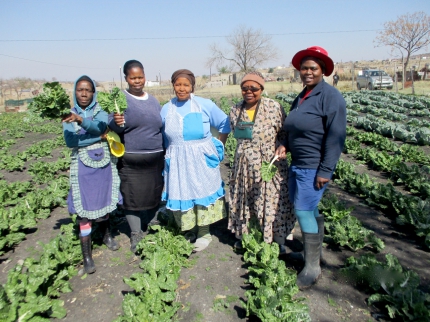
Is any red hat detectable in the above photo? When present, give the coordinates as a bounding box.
[292,46,334,76]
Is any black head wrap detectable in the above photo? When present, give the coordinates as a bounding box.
[76,75,95,92]
[171,69,195,91]
[123,60,144,76]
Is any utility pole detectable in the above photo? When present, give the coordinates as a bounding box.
[411,66,415,95]
[351,62,355,91]
[394,61,398,92]
[120,67,122,90]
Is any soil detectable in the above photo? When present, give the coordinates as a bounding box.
[1,135,430,322]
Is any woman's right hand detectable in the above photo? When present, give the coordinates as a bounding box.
[275,145,287,159]
[113,113,125,126]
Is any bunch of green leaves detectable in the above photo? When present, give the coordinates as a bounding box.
[241,226,310,321]
[261,157,278,182]
[115,224,193,322]
[225,133,237,168]
[28,82,71,119]
[0,219,82,321]
[342,253,430,321]
[98,87,127,114]
[28,159,70,184]
[319,194,385,252]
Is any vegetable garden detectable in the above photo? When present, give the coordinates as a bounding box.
[0,88,429,321]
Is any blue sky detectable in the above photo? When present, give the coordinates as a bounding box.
[1,0,429,82]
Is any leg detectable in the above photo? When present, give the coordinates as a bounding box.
[79,219,96,274]
[125,210,145,253]
[314,208,326,265]
[97,214,119,251]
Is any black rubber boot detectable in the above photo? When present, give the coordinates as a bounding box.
[296,232,321,289]
[80,234,96,274]
[99,220,119,251]
[130,230,145,254]
[316,216,326,266]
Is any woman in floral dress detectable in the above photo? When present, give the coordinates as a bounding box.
[228,71,295,251]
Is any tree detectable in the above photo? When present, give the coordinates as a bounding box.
[375,11,430,88]
[217,66,231,74]
[208,25,278,73]
[8,77,33,100]
[268,67,274,73]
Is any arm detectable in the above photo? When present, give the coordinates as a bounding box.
[108,113,125,133]
[62,122,102,148]
[317,91,347,179]
[208,100,231,134]
[62,109,107,136]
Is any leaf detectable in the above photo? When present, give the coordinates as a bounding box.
[261,161,278,182]
[98,88,127,114]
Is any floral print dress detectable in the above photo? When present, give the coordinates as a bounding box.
[228,97,295,243]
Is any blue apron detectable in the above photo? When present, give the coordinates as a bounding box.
[162,94,224,211]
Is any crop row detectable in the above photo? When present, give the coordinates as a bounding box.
[334,159,430,248]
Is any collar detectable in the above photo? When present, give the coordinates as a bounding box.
[299,79,326,99]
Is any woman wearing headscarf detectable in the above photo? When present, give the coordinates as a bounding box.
[109,60,164,253]
[161,69,230,252]
[276,46,347,288]
[62,75,122,274]
[228,71,295,251]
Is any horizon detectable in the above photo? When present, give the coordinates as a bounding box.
[1,0,429,82]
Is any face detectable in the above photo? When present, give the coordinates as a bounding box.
[173,77,192,101]
[125,67,145,95]
[300,58,323,89]
[75,80,94,108]
[241,80,262,106]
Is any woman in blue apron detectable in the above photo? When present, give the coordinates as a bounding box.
[161,69,231,252]
[62,75,122,274]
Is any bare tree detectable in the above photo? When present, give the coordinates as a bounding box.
[208,25,278,73]
[7,77,34,100]
[375,11,430,88]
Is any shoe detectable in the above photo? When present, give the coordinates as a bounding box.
[296,232,321,289]
[130,230,145,253]
[316,216,326,266]
[80,234,96,274]
[184,231,197,243]
[99,220,119,251]
[193,238,211,252]
[234,240,242,250]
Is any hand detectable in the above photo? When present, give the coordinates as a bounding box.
[113,113,125,126]
[275,145,287,159]
[62,112,82,125]
[315,176,329,190]
[100,128,110,140]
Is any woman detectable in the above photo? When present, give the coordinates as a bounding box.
[109,60,164,253]
[276,46,347,288]
[63,75,121,274]
[228,71,295,251]
[161,69,230,252]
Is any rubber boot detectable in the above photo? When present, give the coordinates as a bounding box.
[80,234,96,274]
[296,232,321,289]
[99,220,119,251]
[288,216,325,265]
[130,230,145,254]
[316,216,326,266]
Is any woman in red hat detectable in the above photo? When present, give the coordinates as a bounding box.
[276,46,347,289]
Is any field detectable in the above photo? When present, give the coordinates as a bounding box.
[0,85,430,321]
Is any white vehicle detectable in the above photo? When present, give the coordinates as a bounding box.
[357,70,393,90]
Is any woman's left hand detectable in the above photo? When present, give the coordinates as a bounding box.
[275,145,287,159]
[315,176,329,190]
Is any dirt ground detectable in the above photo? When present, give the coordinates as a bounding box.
[1,147,430,321]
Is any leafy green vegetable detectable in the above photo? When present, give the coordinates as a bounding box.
[28,82,71,119]
[241,225,310,321]
[342,253,430,321]
[261,156,278,182]
[98,87,127,114]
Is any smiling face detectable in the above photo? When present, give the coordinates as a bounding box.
[173,77,192,101]
[125,67,145,96]
[300,58,324,90]
[241,80,262,107]
[75,80,94,109]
